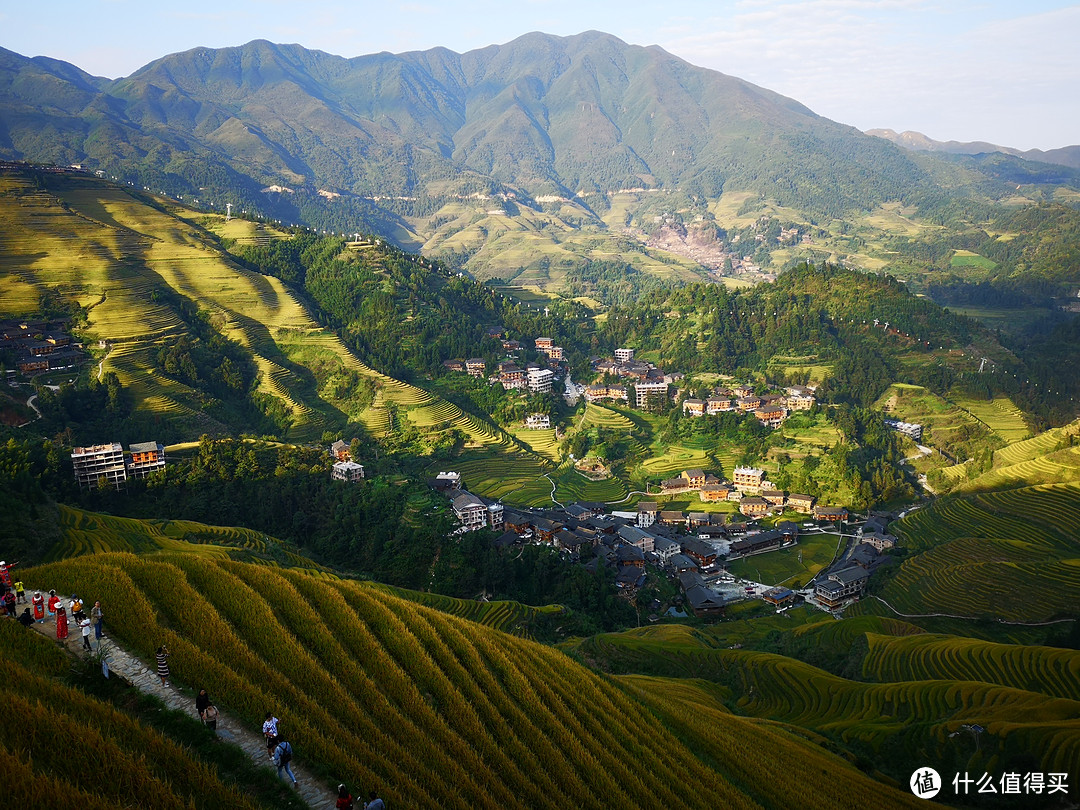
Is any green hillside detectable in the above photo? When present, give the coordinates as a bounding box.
[0,620,278,808]
[20,553,926,809]
[579,614,1080,789]
[868,484,1080,622]
[0,169,529,456]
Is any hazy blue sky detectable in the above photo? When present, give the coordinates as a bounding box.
[3,0,1077,150]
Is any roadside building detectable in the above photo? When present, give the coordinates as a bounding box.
[451,492,488,532]
[72,443,127,490]
[814,564,870,609]
[127,441,166,479]
[527,366,554,394]
[615,348,634,362]
[814,505,849,522]
[524,413,551,430]
[331,460,366,482]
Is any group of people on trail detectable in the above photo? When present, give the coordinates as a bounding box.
[3,570,106,650]
[4,564,386,805]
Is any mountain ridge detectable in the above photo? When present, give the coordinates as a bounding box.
[867,127,1080,169]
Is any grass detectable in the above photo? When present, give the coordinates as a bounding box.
[727,531,842,588]
[949,250,997,270]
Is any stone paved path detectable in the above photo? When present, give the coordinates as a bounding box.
[30,597,337,809]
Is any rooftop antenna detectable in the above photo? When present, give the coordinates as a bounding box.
[225,203,232,222]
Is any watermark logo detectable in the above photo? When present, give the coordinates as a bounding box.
[911,767,941,799]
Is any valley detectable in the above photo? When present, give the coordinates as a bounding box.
[1,27,1078,809]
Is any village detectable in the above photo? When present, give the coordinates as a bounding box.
[426,462,898,618]
[59,325,908,623]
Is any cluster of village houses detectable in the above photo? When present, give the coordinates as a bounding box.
[428,465,897,617]
[2,318,88,378]
[442,332,821,433]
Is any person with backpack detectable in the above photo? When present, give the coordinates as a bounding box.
[365,790,385,810]
[273,738,298,786]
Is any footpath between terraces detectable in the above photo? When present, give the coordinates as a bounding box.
[30,599,337,809]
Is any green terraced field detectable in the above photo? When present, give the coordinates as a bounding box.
[45,505,332,574]
[551,466,628,505]
[19,553,931,810]
[370,584,564,638]
[994,417,1080,467]
[583,628,1080,781]
[863,632,1080,701]
[0,172,523,451]
[882,484,1080,621]
[951,395,1031,443]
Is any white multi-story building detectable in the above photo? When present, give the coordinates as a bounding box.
[525,413,551,430]
[452,492,488,531]
[528,366,554,394]
[615,348,634,363]
[635,380,668,410]
[72,443,127,490]
[331,460,366,482]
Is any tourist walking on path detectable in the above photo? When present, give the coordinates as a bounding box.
[46,590,59,621]
[263,713,280,758]
[202,702,219,732]
[364,790,385,809]
[91,600,104,638]
[32,591,44,622]
[155,645,170,686]
[80,616,92,650]
[55,603,68,640]
[196,688,211,721]
[272,739,298,786]
[336,784,354,809]
[14,580,25,604]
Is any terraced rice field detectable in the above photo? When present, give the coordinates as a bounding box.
[638,445,715,478]
[863,632,1080,701]
[994,418,1080,467]
[952,395,1031,443]
[551,466,628,504]
[22,553,888,810]
[2,174,518,449]
[588,632,1080,778]
[371,584,564,638]
[48,506,247,560]
[884,484,1080,621]
[510,427,561,462]
[450,450,552,502]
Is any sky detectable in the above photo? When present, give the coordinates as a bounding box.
[2,0,1077,150]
